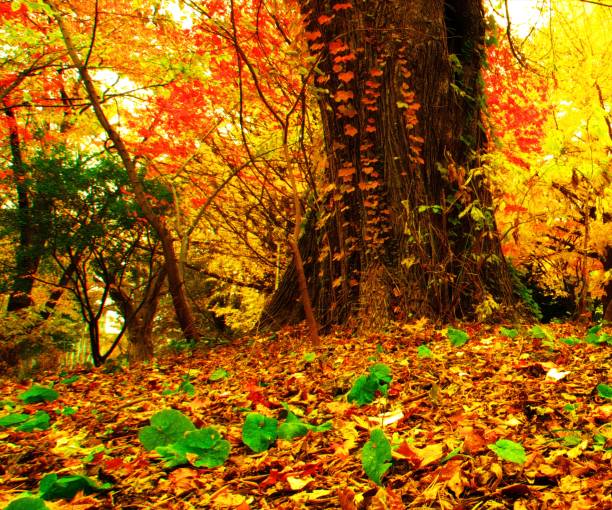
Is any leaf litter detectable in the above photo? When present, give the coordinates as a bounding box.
[0,321,610,509]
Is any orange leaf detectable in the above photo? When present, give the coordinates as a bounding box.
[338,165,356,177]
[333,2,353,10]
[334,90,354,102]
[305,30,322,41]
[338,71,354,83]
[344,124,358,137]
[318,14,334,25]
[329,40,348,54]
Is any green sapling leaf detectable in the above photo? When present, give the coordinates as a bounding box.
[417,344,432,358]
[0,413,30,428]
[209,368,230,381]
[4,496,49,510]
[361,428,392,485]
[499,327,518,339]
[16,411,50,432]
[19,385,58,404]
[39,474,111,500]
[447,327,469,347]
[138,409,196,451]
[487,439,527,464]
[596,383,612,399]
[242,413,278,453]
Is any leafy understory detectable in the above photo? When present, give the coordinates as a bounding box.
[0,322,611,509]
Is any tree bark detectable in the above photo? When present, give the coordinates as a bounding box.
[109,268,166,362]
[262,0,516,329]
[3,104,40,312]
[602,246,612,323]
[47,0,199,341]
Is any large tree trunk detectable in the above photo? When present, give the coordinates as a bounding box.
[262,0,516,329]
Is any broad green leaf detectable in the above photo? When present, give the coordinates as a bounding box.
[4,496,49,510]
[417,344,432,358]
[369,363,392,384]
[154,428,228,468]
[39,474,111,500]
[596,383,612,399]
[209,368,230,381]
[499,327,518,339]
[0,413,30,428]
[447,327,469,347]
[61,407,77,416]
[154,444,188,469]
[19,385,58,404]
[487,439,526,464]
[361,428,392,485]
[138,409,196,451]
[348,364,392,406]
[347,375,380,406]
[242,413,278,453]
[16,411,50,432]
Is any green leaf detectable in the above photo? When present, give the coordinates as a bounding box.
[242,413,278,453]
[276,412,332,441]
[528,325,553,340]
[39,474,111,500]
[154,444,188,469]
[417,344,432,358]
[178,380,195,396]
[60,375,79,385]
[303,352,316,363]
[277,413,309,440]
[487,439,527,464]
[159,428,231,468]
[347,364,393,406]
[0,413,30,428]
[4,496,49,510]
[138,409,196,451]
[209,368,230,381]
[596,383,612,399]
[560,337,581,345]
[61,407,77,416]
[499,327,518,339]
[347,374,380,406]
[361,428,392,485]
[447,327,469,347]
[441,446,462,463]
[369,363,392,384]
[16,411,50,432]
[18,385,58,404]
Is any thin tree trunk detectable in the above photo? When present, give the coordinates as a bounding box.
[47,0,199,341]
[109,268,166,362]
[3,104,38,312]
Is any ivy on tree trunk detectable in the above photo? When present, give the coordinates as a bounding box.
[262,0,516,329]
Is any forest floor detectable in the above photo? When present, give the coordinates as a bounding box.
[0,321,611,509]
